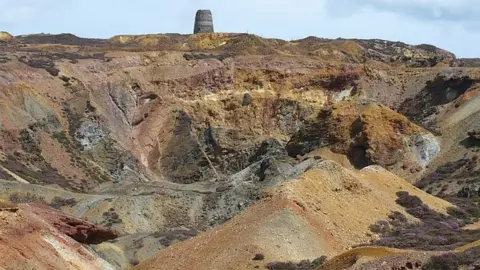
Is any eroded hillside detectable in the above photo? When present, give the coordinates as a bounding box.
[0,32,479,269]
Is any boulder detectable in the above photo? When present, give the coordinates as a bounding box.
[28,203,118,244]
[0,201,115,269]
[468,130,480,140]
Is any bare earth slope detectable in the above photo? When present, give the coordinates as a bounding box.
[0,200,115,270]
[136,160,451,270]
[0,32,479,269]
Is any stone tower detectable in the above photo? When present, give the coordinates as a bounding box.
[193,10,214,34]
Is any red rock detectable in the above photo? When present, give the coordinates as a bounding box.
[27,203,118,244]
[0,200,114,269]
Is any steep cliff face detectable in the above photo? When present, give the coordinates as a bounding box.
[0,48,356,188]
[0,37,464,189]
[286,101,440,181]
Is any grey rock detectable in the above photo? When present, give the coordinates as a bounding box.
[410,133,440,168]
[242,93,253,106]
[75,120,105,151]
[203,157,319,228]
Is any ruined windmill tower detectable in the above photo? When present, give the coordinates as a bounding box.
[193,10,214,34]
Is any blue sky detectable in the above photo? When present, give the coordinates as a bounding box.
[0,0,479,57]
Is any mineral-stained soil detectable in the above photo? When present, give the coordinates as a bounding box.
[135,161,453,270]
[0,32,479,269]
[286,101,438,180]
[0,200,115,270]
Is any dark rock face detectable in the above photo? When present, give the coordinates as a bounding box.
[286,101,434,172]
[398,74,475,124]
[468,130,480,140]
[160,111,207,184]
[159,109,295,184]
[285,108,332,157]
[194,10,214,34]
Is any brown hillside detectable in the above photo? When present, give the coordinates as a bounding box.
[0,31,479,269]
[136,160,451,270]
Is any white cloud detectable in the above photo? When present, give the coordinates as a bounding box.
[325,0,480,21]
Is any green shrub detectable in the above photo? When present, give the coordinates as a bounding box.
[50,196,77,209]
[395,191,423,208]
[9,192,47,204]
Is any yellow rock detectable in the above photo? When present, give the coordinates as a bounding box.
[109,35,134,44]
[0,31,13,41]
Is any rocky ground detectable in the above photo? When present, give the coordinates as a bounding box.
[0,199,116,269]
[136,161,454,270]
[0,32,478,269]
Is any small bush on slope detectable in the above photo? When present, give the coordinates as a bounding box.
[395,191,424,208]
[50,197,77,209]
[445,197,480,224]
[423,246,480,270]
[101,208,122,227]
[367,192,480,251]
[266,256,327,270]
[9,192,47,204]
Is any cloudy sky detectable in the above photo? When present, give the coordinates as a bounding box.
[0,0,478,57]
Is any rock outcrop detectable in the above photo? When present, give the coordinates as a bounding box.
[0,200,115,270]
[286,101,440,178]
[29,203,118,244]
